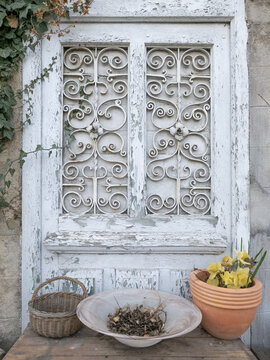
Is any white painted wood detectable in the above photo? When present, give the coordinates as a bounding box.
[129,41,146,217]
[21,44,43,330]
[67,16,234,24]
[41,23,231,252]
[57,253,228,270]
[44,231,227,254]
[231,0,250,254]
[40,31,63,308]
[160,269,191,298]
[67,0,235,19]
[58,269,103,295]
[232,0,250,346]
[114,269,159,289]
[49,251,229,312]
[22,1,250,341]
[59,213,219,231]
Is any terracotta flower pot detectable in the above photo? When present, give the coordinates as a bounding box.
[190,270,262,340]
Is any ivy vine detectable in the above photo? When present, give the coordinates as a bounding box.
[0,0,92,211]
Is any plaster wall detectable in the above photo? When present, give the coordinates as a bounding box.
[0,70,22,353]
[247,0,270,352]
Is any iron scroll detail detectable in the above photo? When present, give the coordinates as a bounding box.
[62,46,128,214]
[146,47,211,215]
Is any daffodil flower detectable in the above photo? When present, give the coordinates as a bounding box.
[236,267,251,287]
[222,256,235,266]
[206,278,219,286]
[221,267,251,288]
[229,271,239,288]
[220,271,234,287]
[202,247,265,289]
[234,249,251,265]
[207,262,224,280]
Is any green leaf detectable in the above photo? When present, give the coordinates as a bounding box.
[5,180,11,188]
[0,11,6,27]
[0,48,12,59]
[31,4,47,13]
[19,6,29,19]
[4,31,16,39]
[35,144,42,151]
[248,250,267,287]
[0,197,9,207]
[13,42,24,51]
[6,159,12,166]
[20,150,27,159]
[254,247,263,260]
[8,168,15,176]
[28,44,36,52]
[10,1,27,10]
[3,129,14,139]
[35,21,48,34]
[0,118,10,129]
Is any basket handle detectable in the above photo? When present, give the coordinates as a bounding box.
[31,276,88,301]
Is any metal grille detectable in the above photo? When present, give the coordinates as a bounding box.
[146,47,211,215]
[62,46,128,214]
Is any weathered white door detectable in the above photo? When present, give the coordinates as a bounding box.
[22,0,249,339]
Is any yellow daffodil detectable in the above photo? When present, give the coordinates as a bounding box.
[206,278,219,286]
[234,249,251,265]
[236,267,251,287]
[207,262,224,280]
[220,271,234,287]
[224,271,239,288]
[203,247,263,289]
[220,267,251,288]
[222,256,234,266]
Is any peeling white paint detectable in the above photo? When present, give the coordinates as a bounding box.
[22,44,42,329]
[68,0,235,19]
[45,231,227,254]
[114,269,159,290]
[22,2,249,345]
[42,23,231,250]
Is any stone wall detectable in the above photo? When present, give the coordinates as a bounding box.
[0,69,22,353]
[247,0,270,352]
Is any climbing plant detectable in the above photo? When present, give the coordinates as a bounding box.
[0,0,92,210]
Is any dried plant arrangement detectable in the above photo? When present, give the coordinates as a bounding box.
[107,304,167,337]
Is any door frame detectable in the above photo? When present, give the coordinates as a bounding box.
[21,0,249,340]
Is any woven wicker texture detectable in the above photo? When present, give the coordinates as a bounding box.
[28,276,88,338]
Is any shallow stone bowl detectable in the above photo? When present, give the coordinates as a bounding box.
[76,288,202,348]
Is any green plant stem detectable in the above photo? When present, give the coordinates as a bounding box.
[248,250,267,287]
[0,145,62,205]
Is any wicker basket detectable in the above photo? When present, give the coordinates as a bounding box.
[28,276,88,338]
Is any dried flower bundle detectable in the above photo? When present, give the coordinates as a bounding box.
[107,304,166,337]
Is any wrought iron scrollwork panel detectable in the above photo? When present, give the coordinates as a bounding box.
[62,46,128,214]
[146,47,211,215]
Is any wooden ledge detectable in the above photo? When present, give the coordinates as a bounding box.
[4,324,257,360]
[44,231,227,254]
